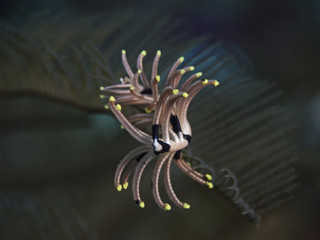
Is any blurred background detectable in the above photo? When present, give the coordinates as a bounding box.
[0,0,319,239]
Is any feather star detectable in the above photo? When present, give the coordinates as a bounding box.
[100,49,219,210]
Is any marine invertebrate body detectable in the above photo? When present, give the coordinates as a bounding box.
[100,50,219,210]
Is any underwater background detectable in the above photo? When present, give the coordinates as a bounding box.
[0,0,319,239]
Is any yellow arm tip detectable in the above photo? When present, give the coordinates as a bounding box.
[179,56,184,63]
[109,96,115,102]
[116,185,122,191]
[116,104,122,111]
[99,94,105,99]
[99,86,104,91]
[156,50,161,56]
[213,80,220,86]
[141,50,147,56]
[120,125,124,129]
[180,69,185,74]
[122,182,129,190]
[190,66,195,71]
[205,174,213,181]
[186,162,191,167]
[104,104,109,109]
[202,79,209,86]
[183,203,191,209]
[182,92,189,98]
[121,49,126,54]
[129,85,135,91]
[139,202,145,208]
[196,72,203,78]
[172,89,179,95]
[164,203,171,211]
[206,182,214,189]
[155,75,160,82]
[137,69,142,74]
[145,107,152,113]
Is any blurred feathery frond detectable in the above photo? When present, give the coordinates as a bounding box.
[178,43,298,225]
[0,192,99,240]
[0,10,298,226]
[0,11,204,112]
